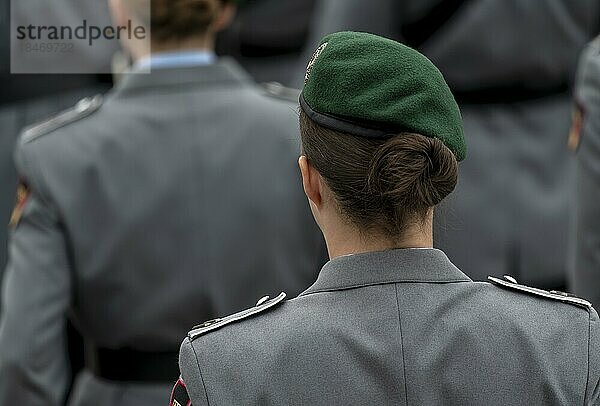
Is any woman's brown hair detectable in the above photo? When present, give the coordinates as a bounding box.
[299,111,458,240]
[127,0,223,43]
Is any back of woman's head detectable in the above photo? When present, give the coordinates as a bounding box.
[299,111,458,240]
[127,0,223,43]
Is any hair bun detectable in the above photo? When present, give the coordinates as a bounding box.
[300,111,459,239]
[367,134,458,211]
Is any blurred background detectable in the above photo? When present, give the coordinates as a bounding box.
[0,0,599,403]
[3,0,597,292]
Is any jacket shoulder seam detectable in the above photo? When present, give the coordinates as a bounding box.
[189,339,211,406]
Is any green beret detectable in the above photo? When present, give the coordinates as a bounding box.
[300,31,466,161]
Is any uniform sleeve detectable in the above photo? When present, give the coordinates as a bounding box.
[573,166,600,310]
[179,337,209,406]
[0,143,72,405]
[571,39,600,310]
[586,308,600,405]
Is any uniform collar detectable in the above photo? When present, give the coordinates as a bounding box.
[113,58,253,96]
[134,50,217,71]
[300,248,471,296]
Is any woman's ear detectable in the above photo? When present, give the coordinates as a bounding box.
[299,156,322,208]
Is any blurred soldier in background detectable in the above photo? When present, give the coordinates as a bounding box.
[569,36,600,309]
[0,0,324,404]
[0,0,117,397]
[217,0,317,85]
[300,0,600,288]
[0,0,115,287]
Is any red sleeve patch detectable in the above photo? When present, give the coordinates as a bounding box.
[170,377,192,406]
[9,181,30,228]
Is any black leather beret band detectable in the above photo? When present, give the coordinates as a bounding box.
[299,93,396,139]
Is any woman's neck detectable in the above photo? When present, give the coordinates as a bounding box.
[323,221,434,260]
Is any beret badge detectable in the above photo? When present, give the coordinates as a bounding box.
[305,42,328,84]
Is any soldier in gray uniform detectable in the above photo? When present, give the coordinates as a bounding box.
[296,0,600,288]
[0,0,324,404]
[569,36,600,310]
[174,32,600,406]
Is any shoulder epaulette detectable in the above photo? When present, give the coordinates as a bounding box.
[260,82,300,103]
[188,292,286,340]
[22,95,103,143]
[488,275,592,309]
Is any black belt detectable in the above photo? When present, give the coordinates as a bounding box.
[85,346,180,383]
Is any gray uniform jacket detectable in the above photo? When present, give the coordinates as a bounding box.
[179,248,600,405]
[300,0,600,287]
[0,59,324,405]
[570,37,600,309]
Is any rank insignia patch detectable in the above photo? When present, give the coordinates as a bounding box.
[170,377,191,406]
[568,101,585,152]
[9,182,30,228]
